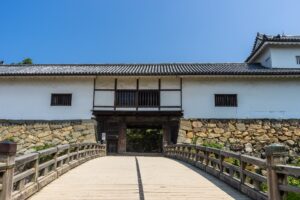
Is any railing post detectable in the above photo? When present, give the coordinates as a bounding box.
[0,142,17,200]
[265,143,288,200]
[240,155,245,189]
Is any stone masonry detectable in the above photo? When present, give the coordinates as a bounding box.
[178,119,300,157]
[0,120,97,154]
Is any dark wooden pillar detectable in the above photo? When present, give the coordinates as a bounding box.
[118,123,127,153]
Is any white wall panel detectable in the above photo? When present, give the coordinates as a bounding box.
[161,78,180,89]
[182,78,300,119]
[256,49,272,68]
[94,91,114,106]
[271,47,300,68]
[117,78,137,89]
[160,91,181,106]
[0,77,94,120]
[116,107,136,111]
[95,77,114,89]
[138,108,159,111]
[93,107,114,111]
[139,78,159,89]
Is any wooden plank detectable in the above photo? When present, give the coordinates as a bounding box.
[15,153,38,166]
[242,169,267,183]
[29,156,251,200]
[56,154,69,162]
[39,160,55,170]
[222,161,241,173]
[0,163,9,171]
[206,147,220,154]
[13,168,35,183]
[220,150,240,159]
[275,165,300,177]
[38,147,57,157]
[278,184,300,193]
[57,144,70,151]
[208,156,221,164]
[241,154,266,167]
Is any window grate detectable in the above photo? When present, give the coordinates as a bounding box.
[215,94,237,107]
[138,90,160,107]
[115,90,160,107]
[296,56,300,65]
[115,90,136,107]
[51,94,72,106]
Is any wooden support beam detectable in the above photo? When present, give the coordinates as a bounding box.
[0,142,17,200]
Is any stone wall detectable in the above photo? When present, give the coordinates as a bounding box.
[0,120,97,154]
[178,119,300,157]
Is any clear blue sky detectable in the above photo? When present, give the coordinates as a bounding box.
[1,0,300,64]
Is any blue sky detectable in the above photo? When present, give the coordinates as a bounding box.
[1,0,300,64]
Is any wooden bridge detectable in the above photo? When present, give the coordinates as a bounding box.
[0,142,299,200]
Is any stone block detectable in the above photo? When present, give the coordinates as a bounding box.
[37,131,52,138]
[236,123,246,131]
[180,120,192,131]
[73,125,86,131]
[213,128,224,134]
[192,121,203,128]
[186,132,194,139]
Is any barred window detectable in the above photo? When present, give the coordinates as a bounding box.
[116,90,136,107]
[115,90,160,107]
[215,94,237,107]
[296,56,300,65]
[51,94,72,106]
[138,90,160,107]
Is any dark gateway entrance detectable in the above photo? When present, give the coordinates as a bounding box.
[126,127,163,153]
[93,111,182,154]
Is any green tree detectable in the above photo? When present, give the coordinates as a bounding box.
[19,58,33,64]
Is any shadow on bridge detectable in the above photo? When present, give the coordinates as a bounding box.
[170,158,251,199]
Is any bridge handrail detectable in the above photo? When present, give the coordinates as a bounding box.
[0,142,106,200]
[164,143,300,200]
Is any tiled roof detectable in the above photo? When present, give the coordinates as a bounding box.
[246,33,300,62]
[1,63,300,76]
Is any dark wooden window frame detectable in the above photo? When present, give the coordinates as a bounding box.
[115,90,136,107]
[115,89,160,108]
[138,90,160,107]
[296,56,300,65]
[51,93,72,106]
[215,94,237,107]
[93,78,183,111]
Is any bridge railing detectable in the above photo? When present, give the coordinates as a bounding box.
[0,142,106,200]
[164,143,300,200]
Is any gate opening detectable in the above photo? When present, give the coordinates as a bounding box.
[126,128,163,153]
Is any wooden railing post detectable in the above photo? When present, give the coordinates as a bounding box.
[0,142,17,200]
[265,143,288,200]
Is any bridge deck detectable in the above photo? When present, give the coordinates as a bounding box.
[29,156,250,200]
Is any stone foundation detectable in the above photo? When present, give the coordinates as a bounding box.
[178,119,300,157]
[0,120,97,154]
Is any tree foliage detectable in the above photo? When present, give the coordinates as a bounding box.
[18,58,33,64]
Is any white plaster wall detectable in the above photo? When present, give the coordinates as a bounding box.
[117,78,136,89]
[160,91,181,106]
[139,78,159,89]
[256,49,272,68]
[138,108,159,111]
[161,78,180,89]
[95,77,114,89]
[182,78,300,119]
[0,77,94,120]
[94,91,114,106]
[270,47,300,68]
